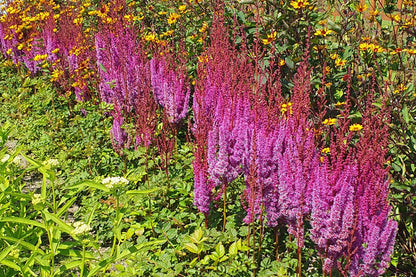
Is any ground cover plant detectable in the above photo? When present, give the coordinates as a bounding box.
[0,0,415,276]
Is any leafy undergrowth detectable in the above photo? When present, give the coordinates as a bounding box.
[0,61,325,277]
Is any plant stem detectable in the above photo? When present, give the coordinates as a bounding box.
[297,244,302,277]
[110,196,120,258]
[222,184,227,232]
[275,226,279,261]
[81,243,86,277]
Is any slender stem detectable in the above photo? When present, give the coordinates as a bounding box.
[52,179,56,213]
[110,196,120,258]
[222,184,227,232]
[297,244,302,277]
[81,243,86,277]
[275,226,279,261]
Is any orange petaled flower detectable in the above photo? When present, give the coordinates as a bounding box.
[330,53,339,60]
[167,13,180,24]
[390,48,403,55]
[50,69,63,82]
[392,14,401,22]
[34,54,48,61]
[314,28,332,37]
[356,3,368,13]
[335,101,345,107]
[198,55,208,63]
[369,10,379,16]
[322,118,337,125]
[178,5,187,13]
[324,66,331,74]
[199,22,208,33]
[393,84,408,94]
[262,31,277,45]
[290,0,309,9]
[349,124,363,131]
[335,58,347,67]
[279,59,286,66]
[406,49,416,55]
[280,102,293,115]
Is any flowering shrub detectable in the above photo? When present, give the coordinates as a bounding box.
[0,0,411,275]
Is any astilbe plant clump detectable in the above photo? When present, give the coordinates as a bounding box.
[310,76,397,276]
[95,16,157,151]
[192,13,255,217]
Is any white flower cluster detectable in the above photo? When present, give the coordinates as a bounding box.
[72,222,91,236]
[1,154,10,163]
[102,177,129,189]
[42,159,59,167]
[31,193,43,206]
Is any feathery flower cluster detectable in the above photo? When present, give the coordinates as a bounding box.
[150,56,190,124]
[191,16,397,274]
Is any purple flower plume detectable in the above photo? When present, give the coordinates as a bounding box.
[150,57,190,124]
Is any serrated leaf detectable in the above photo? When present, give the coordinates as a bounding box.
[229,241,238,256]
[215,242,225,257]
[190,228,203,243]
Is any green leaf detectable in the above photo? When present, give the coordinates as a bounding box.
[87,240,165,277]
[0,245,16,264]
[184,243,199,254]
[57,260,83,273]
[68,180,110,193]
[0,236,45,254]
[229,241,238,256]
[285,57,294,69]
[334,89,344,100]
[0,259,21,271]
[190,228,204,244]
[126,187,159,195]
[98,62,107,73]
[43,212,74,235]
[57,197,77,218]
[0,217,45,229]
[59,249,95,259]
[215,242,225,258]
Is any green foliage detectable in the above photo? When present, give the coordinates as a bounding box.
[1,0,415,275]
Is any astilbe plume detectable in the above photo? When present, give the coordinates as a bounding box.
[347,83,397,276]
[95,19,156,150]
[192,14,254,214]
[53,6,96,101]
[310,159,357,273]
[275,117,318,247]
[150,50,190,125]
[268,53,316,244]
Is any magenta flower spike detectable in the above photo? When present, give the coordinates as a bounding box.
[150,57,190,124]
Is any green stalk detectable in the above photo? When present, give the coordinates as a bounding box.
[81,243,86,277]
